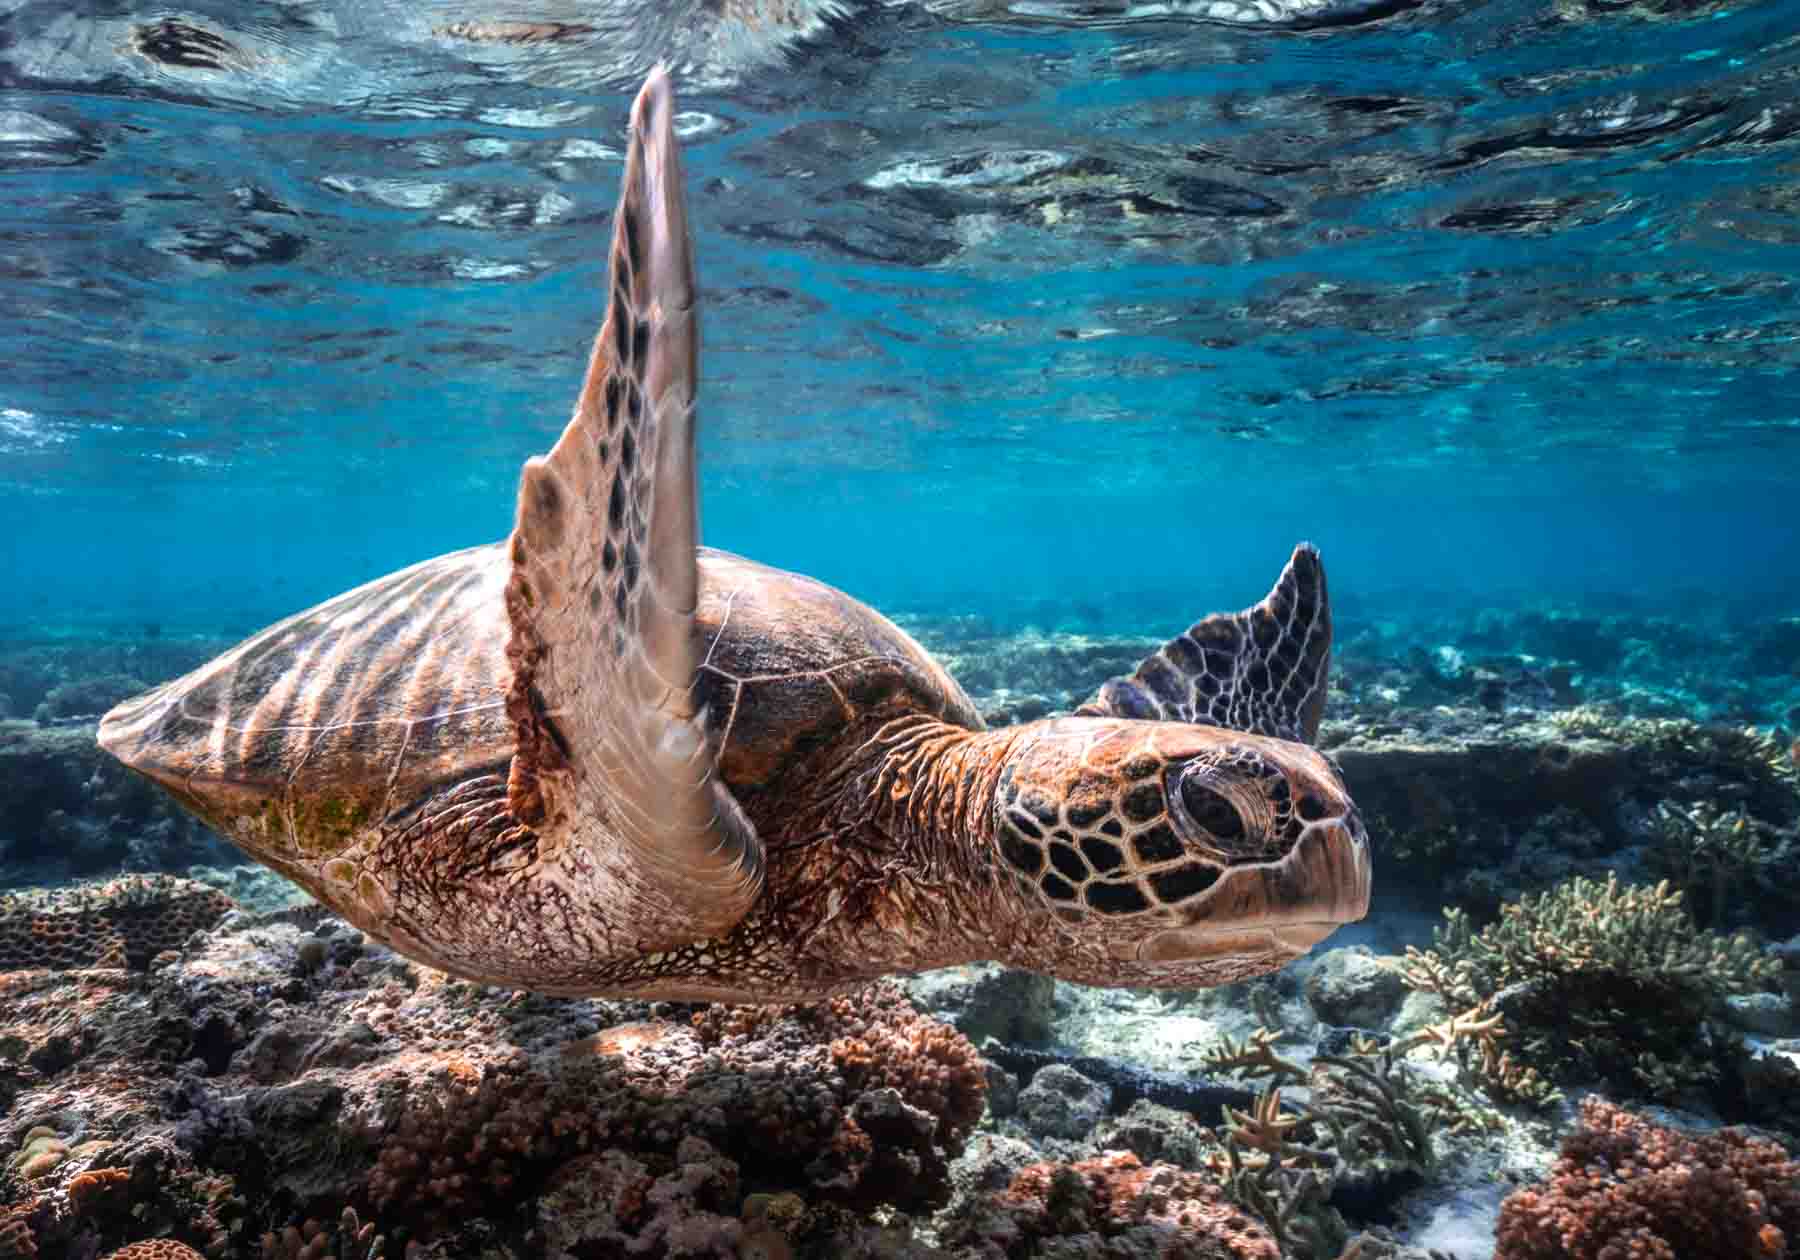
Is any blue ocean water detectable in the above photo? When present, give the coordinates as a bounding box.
[3,0,1797,647]
[7,10,1800,1258]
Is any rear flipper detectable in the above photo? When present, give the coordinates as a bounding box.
[1076,544,1331,745]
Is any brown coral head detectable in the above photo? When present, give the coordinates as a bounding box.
[1495,1098,1800,1260]
[1001,1151,1279,1259]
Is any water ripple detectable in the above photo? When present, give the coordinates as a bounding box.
[0,0,1796,509]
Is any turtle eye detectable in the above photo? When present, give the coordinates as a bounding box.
[1178,774,1244,841]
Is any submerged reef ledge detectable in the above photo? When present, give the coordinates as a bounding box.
[0,909,999,1258]
[1,618,1797,1257]
[1,889,1793,1259]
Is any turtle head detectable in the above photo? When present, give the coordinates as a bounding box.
[988,717,1370,988]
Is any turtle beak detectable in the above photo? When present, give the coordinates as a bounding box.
[1134,812,1372,964]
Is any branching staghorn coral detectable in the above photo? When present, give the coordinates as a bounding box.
[1398,1003,1560,1110]
[1198,1027,1474,1260]
[1219,1134,1342,1260]
[1401,873,1777,1102]
[1649,799,1795,928]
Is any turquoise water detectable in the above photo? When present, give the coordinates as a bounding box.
[3,0,1798,637]
[5,12,1800,1255]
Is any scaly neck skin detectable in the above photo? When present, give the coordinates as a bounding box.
[791,716,1025,981]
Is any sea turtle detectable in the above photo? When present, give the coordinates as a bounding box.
[99,68,1370,1002]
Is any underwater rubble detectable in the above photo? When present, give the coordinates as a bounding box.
[1,615,1797,1259]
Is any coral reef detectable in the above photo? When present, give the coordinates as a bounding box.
[1,620,1795,1259]
[903,964,1057,1046]
[0,876,237,970]
[1303,947,1408,1030]
[1549,710,1799,804]
[32,674,147,725]
[524,1135,747,1259]
[0,720,230,879]
[1090,1100,1216,1169]
[978,1045,1261,1118]
[899,625,1155,727]
[1649,800,1798,930]
[1317,694,1800,946]
[941,1149,1280,1260]
[1326,715,1631,905]
[1493,1098,1800,1260]
[104,1245,209,1260]
[0,640,221,724]
[344,994,983,1232]
[1198,1027,1469,1260]
[258,1205,383,1260]
[1401,872,1777,1102]
[0,899,988,1259]
[1014,1064,1111,1142]
[346,986,984,1231]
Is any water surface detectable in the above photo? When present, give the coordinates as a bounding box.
[2,0,1797,640]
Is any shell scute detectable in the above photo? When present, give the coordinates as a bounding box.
[693,549,980,795]
[98,546,517,860]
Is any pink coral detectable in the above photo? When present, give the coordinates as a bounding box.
[0,1203,41,1260]
[947,1150,1279,1260]
[351,982,983,1231]
[100,1244,207,1260]
[692,980,987,1147]
[1494,1098,1800,1260]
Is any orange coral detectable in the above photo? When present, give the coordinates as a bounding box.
[1495,1098,1800,1260]
[0,876,235,971]
[691,1004,770,1040]
[827,1011,986,1146]
[66,1167,132,1215]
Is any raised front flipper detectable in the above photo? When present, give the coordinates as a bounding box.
[1077,544,1331,744]
[505,67,762,949]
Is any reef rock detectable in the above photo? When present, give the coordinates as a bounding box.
[1304,946,1407,1030]
[0,910,986,1259]
[1014,1063,1112,1142]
